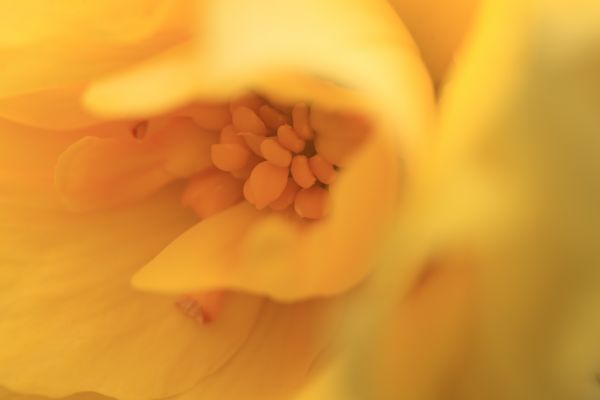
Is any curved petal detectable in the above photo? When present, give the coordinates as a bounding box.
[0,0,194,103]
[354,260,476,400]
[86,0,434,301]
[54,135,173,212]
[132,133,398,301]
[422,0,600,398]
[54,117,217,212]
[131,202,265,295]
[292,361,348,400]
[388,0,480,85]
[84,0,434,154]
[174,299,333,400]
[0,122,263,400]
[0,87,102,131]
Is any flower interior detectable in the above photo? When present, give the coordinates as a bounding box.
[55,92,377,323]
[134,92,371,222]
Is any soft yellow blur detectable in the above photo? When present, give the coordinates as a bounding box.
[297,0,600,399]
[388,0,480,85]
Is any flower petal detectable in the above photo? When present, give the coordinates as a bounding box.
[0,121,263,400]
[84,42,201,118]
[85,0,434,300]
[291,361,348,400]
[133,133,398,301]
[0,0,193,101]
[84,0,433,153]
[55,117,218,212]
[173,299,333,400]
[0,87,102,131]
[54,135,173,212]
[132,203,265,294]
[423,0,600,398]
[388,0,480,85]
[355,260,476,399]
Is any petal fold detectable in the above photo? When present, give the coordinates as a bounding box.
[133,133,399,301]
[0,119,262,400]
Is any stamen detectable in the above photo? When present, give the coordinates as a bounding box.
[291,155,317,189]
[260,138,292,168]
[243,178,256,206]
[239,132,266,156]
[269,178,300,211]
[277,124,305,153]
[128,97,373,325]
[181,170,243,218]
[176,94,370,221]
[232,106,268,136]
[219,125,246,146]
[294,186,330,219]
[292,103,314,140]
[210,143,251,172]
[308,154,337,185]
[245,161,289,209]
[230,155,260,180]
[258,104,289,129]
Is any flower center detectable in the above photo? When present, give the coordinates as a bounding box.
[168,93,370,323]
[174,93,369,221]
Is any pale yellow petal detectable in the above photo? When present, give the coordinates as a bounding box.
[354,260,476,400]
[0,87,102,131]
[84,0,433,153]
[422,0,600,398]
[0,1,193,101]
[0,121,263,399]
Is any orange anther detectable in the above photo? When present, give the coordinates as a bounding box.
[311,108,370,166]
[258,104,289,129]
[219,124,245,145]
[291,155,317,189]
[308,154,337,184]
[246,161,289,209]
[243,179,256,205]
[260,138,292,168]
[277,124,305,153]
[231,154,261,179]
[294,186,329,219]
[232,106,268,135]
[292,103,314,140]
[269,178,300,211]
[238,132,266,156]
[181,170,243,218]
[210,143,251,172]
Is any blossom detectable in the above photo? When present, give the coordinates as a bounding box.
[295,0,600,399]
[0,1,436,400]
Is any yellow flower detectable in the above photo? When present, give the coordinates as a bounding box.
[296,0,600,399]
[0,1,437,400]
